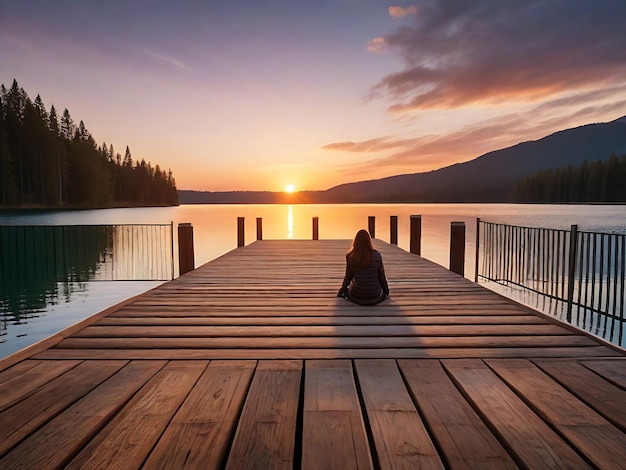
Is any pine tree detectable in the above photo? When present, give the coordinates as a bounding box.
[1,79,179,208]
[60,108,75,140]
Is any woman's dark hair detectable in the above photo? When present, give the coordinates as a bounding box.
[347,229,374,270]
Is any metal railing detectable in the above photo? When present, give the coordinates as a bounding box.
[477,220,625,345]
[0,223,174,283]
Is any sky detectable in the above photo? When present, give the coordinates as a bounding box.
[1,1,626,192]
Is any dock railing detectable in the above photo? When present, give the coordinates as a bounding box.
[477,219,625,344]
[0,223,174,282]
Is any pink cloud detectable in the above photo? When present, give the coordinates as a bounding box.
[369,1,626,111]
[388,5,418,18]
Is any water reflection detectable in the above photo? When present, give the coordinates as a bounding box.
[0,224,172,349]
[287,205,294,239]
[0,225,110,345]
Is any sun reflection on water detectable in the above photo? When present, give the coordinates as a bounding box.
[287,205,294,239]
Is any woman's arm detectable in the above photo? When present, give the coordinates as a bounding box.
[378,256,390,296]
[337,258,354,296]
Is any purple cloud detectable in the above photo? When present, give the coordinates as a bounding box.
[369,0,626,111]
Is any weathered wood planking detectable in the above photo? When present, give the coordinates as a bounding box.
[302,360,372,469]
[35,239,622,360]
[0,239,624,469]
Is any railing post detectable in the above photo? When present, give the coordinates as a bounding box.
[450,221,465,276]
[566,224,578,322]
[410,215,421,255]
[170,221,175,280]
[312,217,319,240]
[368,216,376,239]
[237,217,245,247]
[390,216,398,245]
[256,217,263,241]
[475,217,481,282]
[178,223,194,276]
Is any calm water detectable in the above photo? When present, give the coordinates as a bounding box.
[1,203,625,358]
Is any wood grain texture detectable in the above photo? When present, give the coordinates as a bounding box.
[0,360,127,457]
[443,359,592,469]
[302,360,372,469]
[579,357,626,388]
[1,239,624,468]
[487,358,626,469]
[355,359,443,469]
[398,359,517,470]
[532,358,626,432]
[33,345,620,360]
[143,360,256,470]
[0,360,166,469]
[65,361,206,470]
[0,359,81,412]
[226,360,302,469]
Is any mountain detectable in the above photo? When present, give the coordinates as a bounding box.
[179,116,626,204]
[323,116,626,202]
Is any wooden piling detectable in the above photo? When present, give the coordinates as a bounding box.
[390,216,398,245]
[177,223,194,276]
[312,217,319,240]
[237,217,245,247]
[410,215,421,255]
[450,221,465,276]
[368,216,375,239]
[256,218,263,241]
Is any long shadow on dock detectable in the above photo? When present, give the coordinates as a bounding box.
[0,239,625,468]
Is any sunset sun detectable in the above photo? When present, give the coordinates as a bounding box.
[285,184,295,193]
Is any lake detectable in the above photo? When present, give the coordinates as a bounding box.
[1,203,625,358]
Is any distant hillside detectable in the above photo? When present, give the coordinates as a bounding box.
[179,116,626,204]
[323,116,626,203]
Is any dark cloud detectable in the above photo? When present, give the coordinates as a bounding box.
[370,0,626,111]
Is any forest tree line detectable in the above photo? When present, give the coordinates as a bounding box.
[0,79,178,208]
[513,153,626,203]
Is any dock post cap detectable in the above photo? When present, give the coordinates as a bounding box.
[179,222,192,226]
[451,221,465,226]
[410,215,421,219]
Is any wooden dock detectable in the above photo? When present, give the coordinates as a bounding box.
[1,239,625,469]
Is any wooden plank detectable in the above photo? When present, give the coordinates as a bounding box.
[0,360,166,469]
[34,346,620,360]
[143,360,256,470]
[580,358,626,388]
[74,324,572,338]
[398,359,516,470]
[532,359,626,431]
[53,335,598,350]
[0,360,81,412]
[442,359,592,469]
[0,360,127,457]
[355,359,443,469]
[65,361,206,470]
[95,314,550,327]
[108,306,531,318]
[302,360,372,469]
[2,239,623,470]
[487,359,626,469]
[0,359,45,384]
[226,360,301,469]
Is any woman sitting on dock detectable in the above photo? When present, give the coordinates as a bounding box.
[337,229,389,305]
